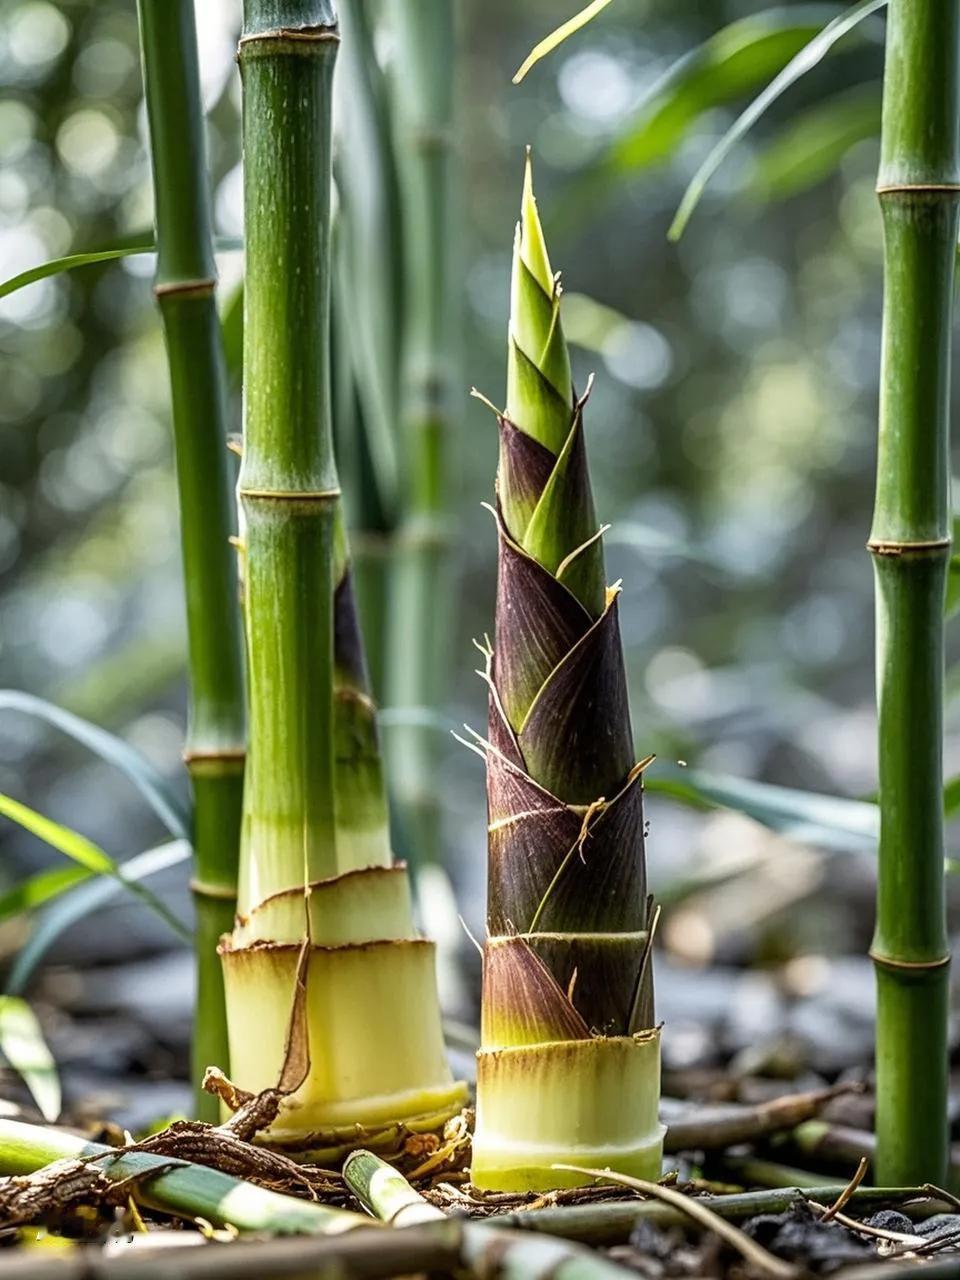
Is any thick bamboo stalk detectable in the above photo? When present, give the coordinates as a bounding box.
[135,0,246,1120]
[383,0,457,867]
[223,0,463,1150]
[869,0,959,1186]
[235,0,341,904]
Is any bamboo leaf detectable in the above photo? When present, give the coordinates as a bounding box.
[513,0,617,84]
[0,998,60,1121]
[6,840,192,994]
[0,865,91,923]
[669,0,887,240]
[647,767,879,853]
[609,7,843,177]
[0,795,190,947]
[0,236,242,301]
[0,691,190,839]
[748,82,880,200]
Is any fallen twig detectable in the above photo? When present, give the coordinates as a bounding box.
[665,1083,862,1154]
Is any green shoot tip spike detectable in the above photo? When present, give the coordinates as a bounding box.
[520,152,554,296]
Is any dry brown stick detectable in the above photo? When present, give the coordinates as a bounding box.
[807,1201,927,1247]
[664,1084,861,1154]
[820,1157,870,1222]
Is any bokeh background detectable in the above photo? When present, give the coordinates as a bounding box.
[1,0,956,1120]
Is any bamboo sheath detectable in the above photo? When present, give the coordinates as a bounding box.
[135,0,246,1119]
[470,161,662,1191]
[869,0,959,1186]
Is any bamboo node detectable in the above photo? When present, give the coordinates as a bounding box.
[153,277,217,300]
[190,878,238,901]
[238,26,340,59]
[238,487,341,503]
[866,536,951,557]
[875,182,960,195]
[869,948,952,972]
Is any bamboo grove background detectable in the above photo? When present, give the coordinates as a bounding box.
[2,0,960,1091]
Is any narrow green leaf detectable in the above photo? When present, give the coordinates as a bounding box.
[513,0,617,84]
[0,794,113,874]
[647,767,879,854]
[0,691,190,839]
[7,841,192,995]
[669,0,887,240]
[0,997,60,1122]
[0,865,91,924]
[0,795,190,945]
[748,82,880,200]
[610,7,840,176]
[0,236,242,302]
[0,237,153,301]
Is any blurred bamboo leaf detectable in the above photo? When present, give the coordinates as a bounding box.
[0,997,60,1121]
[669,0,887,240]
[652,767,956,867]
[513,0,617,84]
[0,794,189,945]
[0,235,153,300]
[606,7,842,178]
[646,766,879,853]
[0,237,242,301]
[6,841,192,995]
[0,865,90,924]
[748,82,880,200]
[0,691,190,839]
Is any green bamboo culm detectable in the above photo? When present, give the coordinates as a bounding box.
[0,1119,364,1235]
[332,0,402,699]
[870,0,959,1186]
[136,0,246,1120]
[220,0,464,1154]
[383,0,457,868]
[469,156,663,1192]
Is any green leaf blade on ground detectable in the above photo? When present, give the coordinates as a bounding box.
[0,997,60,1122]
